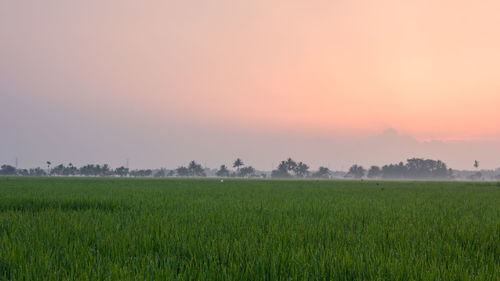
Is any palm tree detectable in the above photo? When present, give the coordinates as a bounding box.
[233,158,244,172]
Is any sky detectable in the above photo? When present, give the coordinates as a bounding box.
[1,0,500,170]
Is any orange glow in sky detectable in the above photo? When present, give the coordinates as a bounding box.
[2,0,500,169]
[2,0,500,141]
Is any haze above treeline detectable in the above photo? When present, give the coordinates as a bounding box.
[3,129,500,172]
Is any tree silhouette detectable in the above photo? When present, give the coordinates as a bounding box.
[474,160,479,170]
[50,164,65,176]
[176,166,189,177]
[154,169,167,177]
[345,165,366,179]
[115,166,129,177]
[101,164,112,176]
[29,167,46,176]
[187,161,206,177]
[216,165,230,177]
[381,162,408,179]
[294,162,309,178]
[285,158,297,173]
[271,158,310,178]
[17,169,29,176]
[312,167,330,178]
[65,163,78,175]
[0,165,16,175]
[271,161,291,178]
[367,166,381,178]
[130,169,153,177]
[239,166,256,177]
[380,159,452,179]
[233,158,244,172]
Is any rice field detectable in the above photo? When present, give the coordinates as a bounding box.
[0,177,498,280]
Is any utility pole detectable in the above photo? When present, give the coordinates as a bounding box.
[15,157,18,169]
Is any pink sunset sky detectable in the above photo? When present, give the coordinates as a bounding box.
[1,0,500,170]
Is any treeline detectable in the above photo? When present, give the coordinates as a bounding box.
[0,160,246,178]
[268,157,454,180]
[214,158,260,178]
[269,158,330,178]
[1,157,492,180]
[0,162,154,177]
[345,158,453,179]
[0,158,316,178]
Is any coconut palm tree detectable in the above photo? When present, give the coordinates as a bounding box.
[233,158,244,173]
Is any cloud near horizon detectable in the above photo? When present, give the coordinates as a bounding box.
[1,121,499,171]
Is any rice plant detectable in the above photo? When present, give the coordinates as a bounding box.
[0,177,498,280]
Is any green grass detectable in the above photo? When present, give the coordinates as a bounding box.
[0,177,498,280]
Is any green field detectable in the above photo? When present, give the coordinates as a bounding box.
[0,177,498,280]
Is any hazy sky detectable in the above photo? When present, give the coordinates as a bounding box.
[2,1,500,170]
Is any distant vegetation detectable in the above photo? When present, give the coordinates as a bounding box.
[363,158,453,180]
[1,158,499,180]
